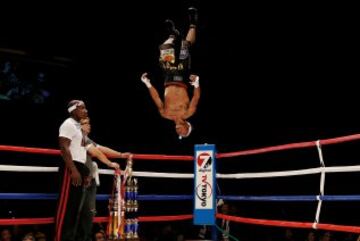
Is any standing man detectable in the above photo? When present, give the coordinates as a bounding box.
[55,99,131,241]
[80,117,131,241]
[55,99,89,241]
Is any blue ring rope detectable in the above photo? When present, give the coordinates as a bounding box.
[1,193,360,201]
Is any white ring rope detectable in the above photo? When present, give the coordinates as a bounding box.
[216,165,360,179]
[0,165,58,172]
[0,165,193,178]
[2,164,360,179]
[99,169,193,178]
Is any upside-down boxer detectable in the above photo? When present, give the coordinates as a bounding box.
[140,7,200,139]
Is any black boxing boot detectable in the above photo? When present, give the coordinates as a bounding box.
[164,19,180,38]
[188,7,198,28]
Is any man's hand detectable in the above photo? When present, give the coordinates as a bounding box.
[141,72,152,88]
[189,74,200,88]
[108,162,120,170]
[70,168,82,186]
[83,176,92,188]
[121,152,132,159]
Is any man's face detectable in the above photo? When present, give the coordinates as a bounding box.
[74,104,88,120]
[22,234,35,241]
[322,232,331,241]
[308,232,316,241]
[95,232,106,241]
[1,230,11,241]
[175,122,189,137]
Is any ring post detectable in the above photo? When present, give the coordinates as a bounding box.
[193,144,217,226]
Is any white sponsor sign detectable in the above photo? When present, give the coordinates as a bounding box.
[195,151,214,209]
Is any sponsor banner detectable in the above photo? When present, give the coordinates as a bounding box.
[193,144,216,225]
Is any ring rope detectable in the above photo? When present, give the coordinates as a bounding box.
[2,213,360,234]
[0,215,194,226]
[2,133,360,233]
[0,145,193,161]
[218,195,360,201]
[216,213,360,233]
[216,133,360,158]
[0,165,194,178]
[2,193,360,202]
[216,165,360,179]
[3,164,360,179]
[2,133,360,160]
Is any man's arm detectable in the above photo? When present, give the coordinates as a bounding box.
[87,145,120,169]
[97,145,131,159]
[148,87,165,115]
[184,75,201,119]
[59,137,82,186]
[141,72,165,116]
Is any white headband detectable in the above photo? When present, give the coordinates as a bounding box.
[67,101,84,113]
[179,121,192,139]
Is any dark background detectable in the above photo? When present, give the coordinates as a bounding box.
[0,0,360,238]
[0,1,359,149]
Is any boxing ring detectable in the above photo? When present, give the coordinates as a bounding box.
[2,133,360,239]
